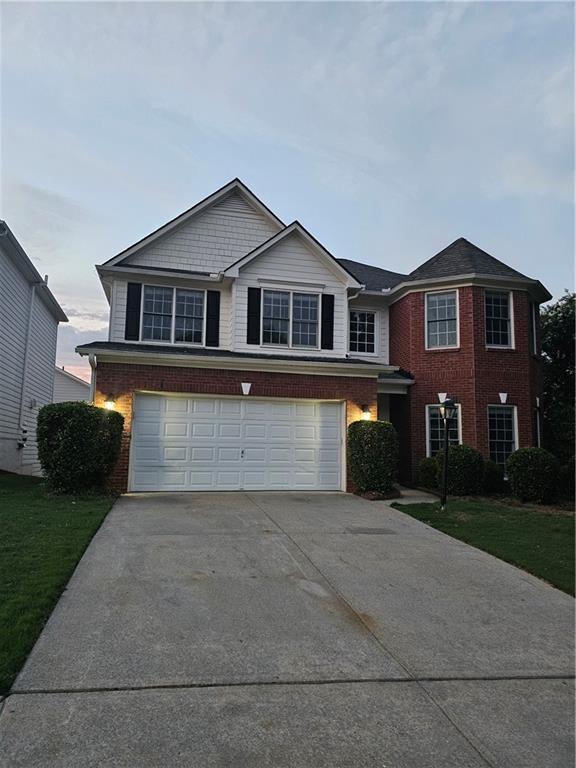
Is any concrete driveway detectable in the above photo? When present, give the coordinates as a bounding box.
[1,492,573,767]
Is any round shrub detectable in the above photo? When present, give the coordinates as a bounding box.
[348,420,399,494]
[483,459,506,495]
[506,448,560,503]
[37,402,124,493]
[435,444,484,496]
[417,457,438,489]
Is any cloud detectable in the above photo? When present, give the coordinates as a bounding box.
[56,324,107,381]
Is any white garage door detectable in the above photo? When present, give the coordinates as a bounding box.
[130,394,343,492]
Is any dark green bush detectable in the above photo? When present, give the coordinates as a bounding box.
[483,459,506,495]
[506,448,560,503]
[417,457,438,489]
[559,458,575,500]
[348,420,399,494]
[37,402,124,493]
[435,444,484,496]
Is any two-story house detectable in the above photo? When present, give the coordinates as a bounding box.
[77,179,550,492]
[0,222,68,475]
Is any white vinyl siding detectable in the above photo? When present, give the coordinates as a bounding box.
[53,370,90,403]
[0,245,30,472]
[234,232,348,358]
[122,192,280,274]
[109,279,233,349]
[0,243,59,475]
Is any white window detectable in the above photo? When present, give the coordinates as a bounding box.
[426,404,461,457]
[142,286,173,342]
[485,290,513,347]
[141,285,205,345]
[349,310,376,354]
[262,290,319,348]
[426,291,458,348]
[529,302,538,355]
[488,405,517,466]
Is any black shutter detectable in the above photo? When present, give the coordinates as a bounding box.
[125,283,142,341]
[321,294,334,350]
[205,290,220,347]
[247,287,261,345]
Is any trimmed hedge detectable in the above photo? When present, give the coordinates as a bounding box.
[37,402,124,493]
[417,457,438,489]
[348,420,399,494]
[506,447,559,503]
[435,444,484,496]
[483,459,506,495]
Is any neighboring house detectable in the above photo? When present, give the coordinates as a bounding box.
[0,222,68,475]
[53,367,90,403]
[76,179,550,492]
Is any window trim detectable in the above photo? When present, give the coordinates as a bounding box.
[348,307,379,357]
[485,289,515,350]
[139,284,207,346]
[424,289,460,350]
[425,403,463,457]
[260,288,321,350]
[487,404,519,466]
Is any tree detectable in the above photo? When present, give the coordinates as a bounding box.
[541,292,575,463]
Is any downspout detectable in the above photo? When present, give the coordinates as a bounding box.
[88,353,97,403]
[17,281,43,448]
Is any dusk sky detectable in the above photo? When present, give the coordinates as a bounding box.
[2,1,573,381]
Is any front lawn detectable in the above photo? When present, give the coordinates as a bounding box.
[0,473,115,693]
[393,499,574,595]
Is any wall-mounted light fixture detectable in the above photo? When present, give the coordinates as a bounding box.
[361,405,371,421]
[103,395,116,411]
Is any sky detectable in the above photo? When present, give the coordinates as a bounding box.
[1,1,574,381]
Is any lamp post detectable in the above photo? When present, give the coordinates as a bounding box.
[438,395,457,512]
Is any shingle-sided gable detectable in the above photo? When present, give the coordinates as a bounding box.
[119,190,281,274]
[408,237,530,281]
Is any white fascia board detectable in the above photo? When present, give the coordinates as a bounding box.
[97,264,226,283]
[377,379,414,394]
[101,179,285,268]
[388,273,551,303]
[223,222,363,289]
[75,346,391,378]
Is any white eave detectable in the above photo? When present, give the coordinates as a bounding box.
[75,344,394,378]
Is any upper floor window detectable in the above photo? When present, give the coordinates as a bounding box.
[488,405,517,466]
[426,291,458,348]
[262,290,319,348]
[349,310,376,354]
[142,285,205,344]
[142,286,173,342]
[485,290,513,347]
[426,404,461,457]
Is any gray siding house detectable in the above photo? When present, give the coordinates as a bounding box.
[0,222,68,475]
[53,367,90,403]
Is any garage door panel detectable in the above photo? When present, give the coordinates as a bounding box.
[130,395,342,492]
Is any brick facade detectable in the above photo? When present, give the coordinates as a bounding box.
[94,362,378,492]
[389,286,542,480]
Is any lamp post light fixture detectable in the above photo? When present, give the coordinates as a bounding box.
[438,395,457,512]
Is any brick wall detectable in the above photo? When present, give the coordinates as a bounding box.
[95,363,378,492]
[389,286,543,479]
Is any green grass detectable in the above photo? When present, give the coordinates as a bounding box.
[393,498,575,596]
[0,473,116,693]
